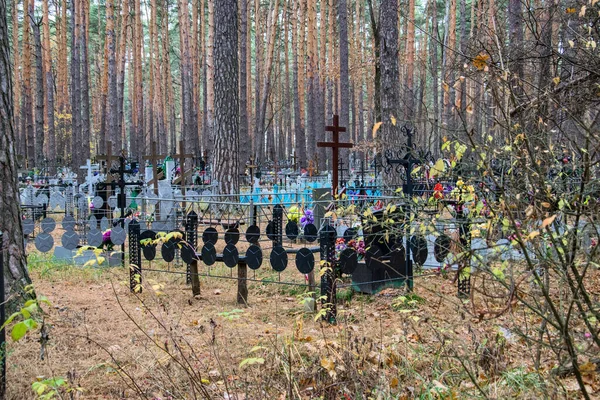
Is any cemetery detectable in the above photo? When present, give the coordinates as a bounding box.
[2,0,600,397]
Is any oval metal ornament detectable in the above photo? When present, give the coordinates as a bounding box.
[35,233,54,253]
[343,228,358,242]
[410,235,428,266]
[92,196,104,209]
[62,215,76,232]
[270,245,288,272]
[245,245,263,270]
[295,247,315,274]
[41,217,56,234]
[303,223,318,243]
[285,221,299,240]
[100,216,109,231]
[87,229,103,248]
[180,242,198,264]
[245,225,260,243]
[390,244,406,272]
[339,248,358,275]
[108,195,118,209]
[223,244,239,268]
[110,226,127,246]
[224,228,240,245]
[202,227,218,245]
[22,219,35,235]
[201,243,217,266]
[161,241,176,263]
[434,234,451,263]
[61,231,80,250]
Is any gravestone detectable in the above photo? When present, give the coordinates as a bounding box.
[312,188,332,230]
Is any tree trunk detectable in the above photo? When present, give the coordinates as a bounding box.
[12,0,21,158]
[70,0,82,171]
[106,0,118,154]
[338,0,350,164]
[116,0,128,155]
[367,0,380,123]
[133,0,143,156]
[205,0,215,152]
[22,0,34,167]
[239,0,250,170]
[212,0,239,194]
[292,0,306,166]
[30,14,45,168]
[42,0,55,165]
[80,0,90,163]
[405,0,415,121]
[379,0,400,186]
[0,0,33,312]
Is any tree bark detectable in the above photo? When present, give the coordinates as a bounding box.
[22,0,34,167]
[239,0,250,170]
[338,0,350,163]
[70,0,82,170]
[106,0,118,154]
[12,0,21,158]
[379,0,400,186]
[80,0,91,164]
[0,0,33,312]
[205,0,215,152]
[42,0,55,165]
[30,14,45,168]
[212,0,239,194]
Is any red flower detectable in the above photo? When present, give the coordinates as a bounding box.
[433,183,444,199]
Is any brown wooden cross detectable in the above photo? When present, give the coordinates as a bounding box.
[143,141,166,195]
[317,115,353,193]
[96,140,119,184]
[291,151,298,171]
[307,160,316,177]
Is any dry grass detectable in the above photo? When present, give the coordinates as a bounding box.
[5,252,596,399]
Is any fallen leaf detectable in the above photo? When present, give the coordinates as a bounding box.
[372,121,383,137]
[542,214,557,228]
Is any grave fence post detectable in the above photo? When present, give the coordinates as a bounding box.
[128,220,142,292]
[319,225,337,323]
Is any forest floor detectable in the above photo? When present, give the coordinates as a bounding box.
[5,250,597,399]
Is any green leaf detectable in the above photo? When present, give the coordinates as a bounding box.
[1,312,22,330]
[11,321,28,341]
[239,357,265,369]
[23,318,38,330]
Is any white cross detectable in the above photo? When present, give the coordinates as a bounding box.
[80,159,100,196]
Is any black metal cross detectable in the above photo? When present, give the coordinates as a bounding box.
[338,158,349,188]
[110,156,142,266]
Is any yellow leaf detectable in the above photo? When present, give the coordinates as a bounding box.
[542,214,557,228]
[473,53,490,70]
[430,159,446,177]
[553,77,560,86]
[372,122,382,137]
[390,377,399,388]
[568,40,575,48]
[321,357,335,372]
[541,202,551,208]
[390,115,397,126]
[565,7,576,13]
[579,5,586,17]
[579,361,597,375]
[527,231,540,239]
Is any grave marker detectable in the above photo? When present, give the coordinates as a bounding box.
[317,115,353,193]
